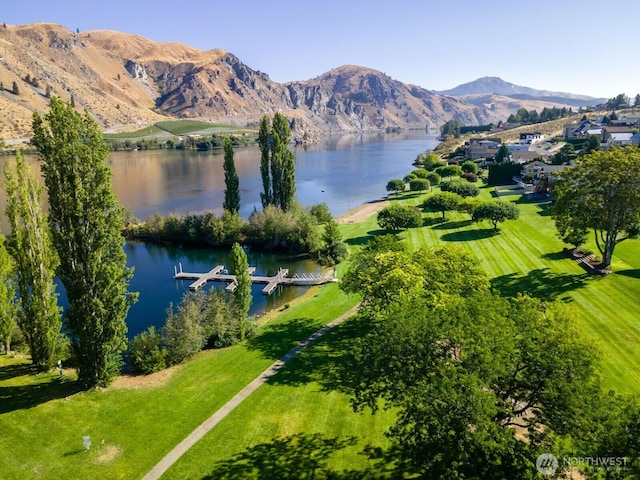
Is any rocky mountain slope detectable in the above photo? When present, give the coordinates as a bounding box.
[0,24,597,140]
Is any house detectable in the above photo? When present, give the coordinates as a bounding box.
[519,132,544,144]
[465,138,501,161]
[521,161,569,180]
[601,126,634,147]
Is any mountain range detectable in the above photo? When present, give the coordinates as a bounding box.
[0,23,607,140]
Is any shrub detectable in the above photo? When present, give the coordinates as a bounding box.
[435,165,463,179]
[129,326,167,374]
[163,294,207,365]
[377,204,423,231]
[461,172,478,183]
[409,178,431,192]
[461,161,479,174]
[409,168,429,179]
[440,179,480,197]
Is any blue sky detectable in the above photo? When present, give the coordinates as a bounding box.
[2,0,638,99]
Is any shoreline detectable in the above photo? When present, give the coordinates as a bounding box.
[336,196,390,224]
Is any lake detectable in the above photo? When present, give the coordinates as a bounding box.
[0,131,439,337]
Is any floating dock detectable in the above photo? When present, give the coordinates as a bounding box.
[173,264,336,295]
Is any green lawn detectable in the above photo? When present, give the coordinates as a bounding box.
[103,125,169,140]
[154,120,254,136]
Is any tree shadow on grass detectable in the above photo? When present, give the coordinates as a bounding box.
[247,318,321,362]
[431,219,473,230]
[541,250,567,261]
[422,217,446,227]
[260,314,374,392]
[0,362,33,381]
[614,269,640,279]
[491,268,590,301]
[440,228,499,242]
[0,375,80,414]
[202,433,396,480]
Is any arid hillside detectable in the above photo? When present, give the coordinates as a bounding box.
[0,23,588,141]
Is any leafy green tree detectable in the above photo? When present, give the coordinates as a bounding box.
[309,203,332,224]
[32,97,136,387]
[635,94,640,107]
[385,179,405,195]
[223,137,240,214]
[377,204,422,232]
[461,161,478,174]
[425,171,440,187]
[163,295,206,365]
[495,143,511,162]
[258,113,296,211]
[440,178,479,197]
[4,151,61,369]
[583,134,600,155]
[435,164,462,179]
[409,178,430,193]
[230,242,252,340]
[440,119,465,138]
[418,152,446,171]
[423,191,461,219]
[409,168,428,179]
[128,326,167,374]
[457,197,483,216]
[0,236,17,353]
[348,293,602,478]
[317,217,348,266]
[551,147,640,269]
[472,201,520,230]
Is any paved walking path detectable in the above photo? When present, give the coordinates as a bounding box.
[141,303,360,480]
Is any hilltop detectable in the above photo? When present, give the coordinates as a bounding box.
[0,24,603,140]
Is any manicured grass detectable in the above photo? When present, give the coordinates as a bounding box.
[103,125,169,140]
[0,283,358,480]
[154,120,254,136]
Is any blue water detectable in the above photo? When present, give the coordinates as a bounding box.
[0,131,438,337]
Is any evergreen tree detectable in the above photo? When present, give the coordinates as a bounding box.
[230,242,252,340]
[258,115,272,208]
[0,236,17,353]
[32,97,136,387]
[11,81,18,95]
[3,151,61,369]
[223,137,240,214]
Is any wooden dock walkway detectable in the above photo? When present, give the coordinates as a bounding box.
[173,264,336,295]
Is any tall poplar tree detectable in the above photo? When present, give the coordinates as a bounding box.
[0,235,17,354]
[257,112,296,212]
[223,137,240,214]
[230,242,252,340]
[4,151,61,369]
[258,115,272,208]
[31,97,136,387]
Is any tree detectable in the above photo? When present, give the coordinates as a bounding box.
[472,201,520,230]
[435,164,462,179]
[583,135,600,155]
[418,152,446,171]
[258,116,272,208]
[4,151,61,369]
[425,171,440,187]
[440,178,479,197]
[461,161,478,174]
[163,295,206,365]
[317,217,347,266]
[32,97,136,387]
[128,326,167,374]
[0,236,17,353]
[409,178,430,193]
[495,144,511,162]
[309,203,332,224]
[348,293,602,478]
[423,191,461,219]
[551,147,640,269]
[385,179,405,195]
[223,137,240,214]
[230,242,252,340]
[377,204,422,232]
[257,113,296,211]
[11,81,18,95]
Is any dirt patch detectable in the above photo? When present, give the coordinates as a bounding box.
[336,198,389,224]
[95,444,121,464]
[110,366,179,390]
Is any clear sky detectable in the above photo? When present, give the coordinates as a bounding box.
[2,0,638,99]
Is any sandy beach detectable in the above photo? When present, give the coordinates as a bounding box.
[336,197,390,224]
